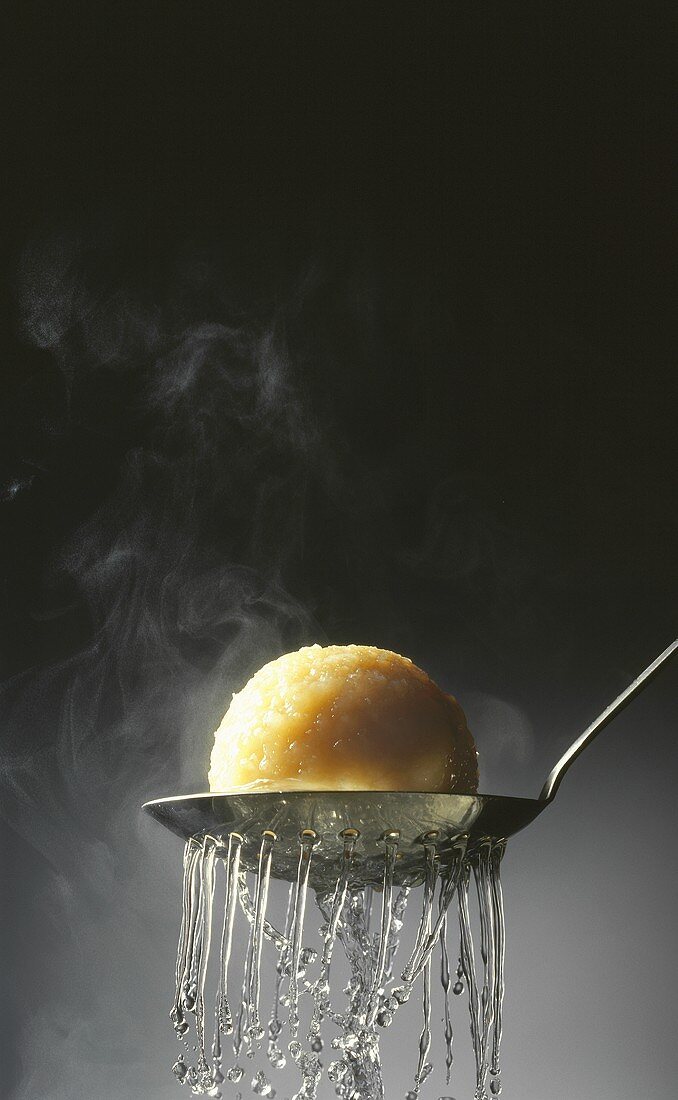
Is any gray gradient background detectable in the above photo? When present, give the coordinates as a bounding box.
[2,3,677,1099]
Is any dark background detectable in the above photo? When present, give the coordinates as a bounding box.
[2,3,677,1098]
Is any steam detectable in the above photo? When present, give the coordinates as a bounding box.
[2,228,330,1097]
[6,228,323,853]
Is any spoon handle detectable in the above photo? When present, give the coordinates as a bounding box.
[539,638,678,803]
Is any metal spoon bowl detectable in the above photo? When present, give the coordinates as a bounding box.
[143,788,545,888]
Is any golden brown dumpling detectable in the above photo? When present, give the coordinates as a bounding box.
[208,644,479,794]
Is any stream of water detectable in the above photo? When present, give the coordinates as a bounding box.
[169,831,507,1099]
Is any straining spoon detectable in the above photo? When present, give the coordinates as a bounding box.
[144,638,677,887]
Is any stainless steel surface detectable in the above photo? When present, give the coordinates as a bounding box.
[539,638,678,802]
[143,790,546,888]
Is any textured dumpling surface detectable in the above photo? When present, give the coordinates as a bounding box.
[208,644,479,794]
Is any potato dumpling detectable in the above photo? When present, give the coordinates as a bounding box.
[208,643,478,794]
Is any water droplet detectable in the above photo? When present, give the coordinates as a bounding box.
[418,1061,433,1083]
[175,1019,189,1037]
[490,1076,502,1095]
[267,1043,286,1069]
[251,1069,276,1096]
[227,1065,244,1082]
[311,1036,323,1052]
[327,1060,348,1082]
[301,947,318,966]
[376,1008,393,1028]
[453,981,464,995]
[392,985,411,1004]
[172,1057,188,1081]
